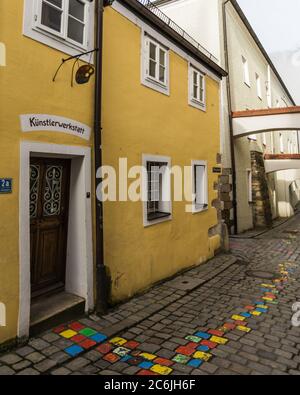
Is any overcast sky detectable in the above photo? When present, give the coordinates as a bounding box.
[238,0,300,103]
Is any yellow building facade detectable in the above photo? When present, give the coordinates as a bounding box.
[101,1,226,303]
[0,0,96,347]
[0,0,226,347]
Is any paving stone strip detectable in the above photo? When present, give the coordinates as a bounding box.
[0,255,236,375]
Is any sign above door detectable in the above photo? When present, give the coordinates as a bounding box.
[20,114,91,141]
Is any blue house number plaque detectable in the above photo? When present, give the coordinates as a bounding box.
[0,179,12,194]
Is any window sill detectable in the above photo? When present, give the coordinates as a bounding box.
[142,77,170,96]
[192,204,209,214]
[147,212,171,221]
[189,99,206,112]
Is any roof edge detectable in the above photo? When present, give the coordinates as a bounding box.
[117,0,227,78]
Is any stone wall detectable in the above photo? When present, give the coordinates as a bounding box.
[250,150,273,228]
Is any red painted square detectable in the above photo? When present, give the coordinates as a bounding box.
[53,325,66,334]
[234,320,247,326]
[96,343,113,354]
[208,329,224,337]
[125,341,140,349]
[201,340,218,349]
[186,342,198,350]
[154,357,174,367]
[71,334,87,344]
[175,346,194,356]
[69,322,85,331]
[80,339,97,349]
[223,323,236,330]
[103,353,120,363]
[245,306,255,311]
[265,293,276,299]
[137,370,158,376]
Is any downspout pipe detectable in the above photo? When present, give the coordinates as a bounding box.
[94,0,109,314]
[222,0,238,235]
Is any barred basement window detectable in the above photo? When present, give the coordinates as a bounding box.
[192,160,208,213]
[147,161,171,221]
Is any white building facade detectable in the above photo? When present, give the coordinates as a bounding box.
[155,0,300,233]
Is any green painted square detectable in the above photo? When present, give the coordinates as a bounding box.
[79,328,98,337]
[172,354,190,364]
[185,335,201,343]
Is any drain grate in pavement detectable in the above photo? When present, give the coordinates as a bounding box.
[168,276,206,291]
[246,270,280,280]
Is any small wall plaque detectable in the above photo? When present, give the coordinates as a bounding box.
[0,179,12,194]
[213,167,222,174]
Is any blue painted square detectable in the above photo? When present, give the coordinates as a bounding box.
[240,312,251,318]
[90,333,107,343]
[261,288,271,293]
[254,301,265,305]
[139,361,154,369]
[194,332,211,340]
[188,359,203,368]
[197,345,210,352]
[255,308,267,313]
[65,345,84,357]
[121,355,132,362]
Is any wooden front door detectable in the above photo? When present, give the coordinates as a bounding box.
[30,158,71,298]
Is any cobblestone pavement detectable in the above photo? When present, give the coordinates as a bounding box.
[2,214,300,375]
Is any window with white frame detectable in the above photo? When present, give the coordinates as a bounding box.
[247,169,253,203]
[192,160,208,213]
[143,156,171,226]
[23,0,93,54]
[142,34,169,94]
[242,56,250,86]
[255,73,262,99]
[189,65,206,110]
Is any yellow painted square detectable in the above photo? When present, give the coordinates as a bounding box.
[150,364,173,375]
[140,353,157,361]
[193,351,212,362]
[261,284,275,288]
[210,336,228,345]
[231,315,245,321]
[256,305,268,309]
[262,297,273,302]
[236,326,251,333]
[109,337,127,346]
[251,311,262,316]
[60,329,77,339]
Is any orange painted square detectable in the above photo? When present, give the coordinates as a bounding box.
[69,322,85,331]
[103,353,120,363]
[175,346,194,356]
[154,358,174,367]
[137,370,158,376]
[125,341,140,349]
[96,343,113,354]
[80,339,97,349]
[201,340,218,349]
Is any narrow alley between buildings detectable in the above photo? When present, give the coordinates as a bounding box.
[1,212,300,376]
